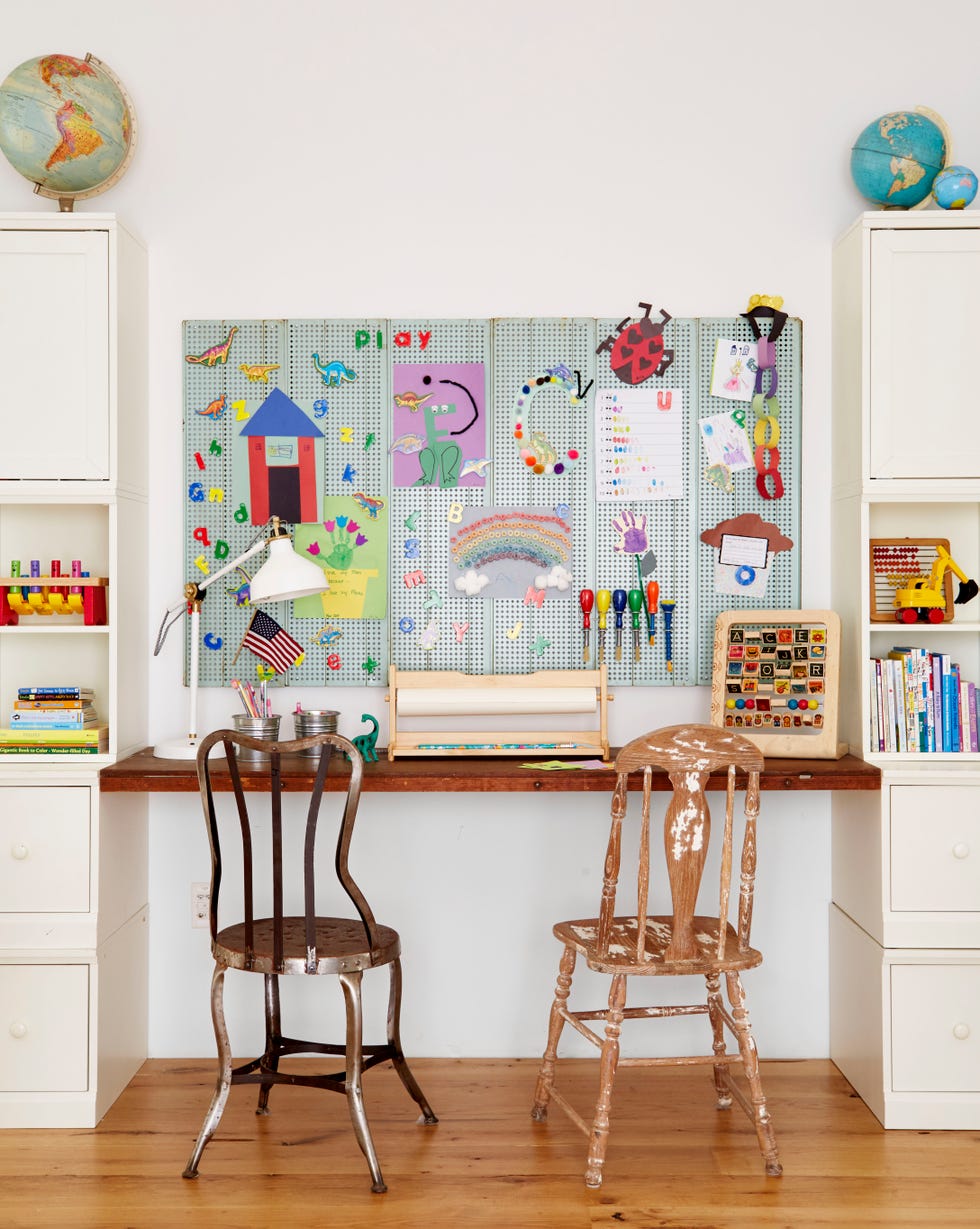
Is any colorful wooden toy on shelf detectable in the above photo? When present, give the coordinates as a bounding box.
[0,559,108,626]
[892,544,979,623]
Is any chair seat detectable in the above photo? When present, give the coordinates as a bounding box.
[554,915,763,975]
[215,916,401,975]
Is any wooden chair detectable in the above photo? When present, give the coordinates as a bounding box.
[531,724,781,1187]
[183,729,437,1192]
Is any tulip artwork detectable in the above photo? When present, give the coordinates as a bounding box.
[293,497,388,619]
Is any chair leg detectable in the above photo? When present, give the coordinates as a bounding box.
[339,970,387,1194]
[531,944,576,1121]
[183,964,233,1179]
[257,973,282,1115]
[706,971,732,1109]
[585,973,626,1189]
[386,957,438,1124]
[725,971,782,1177]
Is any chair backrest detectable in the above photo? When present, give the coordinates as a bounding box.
[596,724,763,964]
[196,729,378,973]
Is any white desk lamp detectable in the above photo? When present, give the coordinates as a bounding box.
[152,517,327,759]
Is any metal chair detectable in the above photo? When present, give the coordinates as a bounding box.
[531,724,781,1187]
[183,728,437,1192]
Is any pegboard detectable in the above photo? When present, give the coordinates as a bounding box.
[694,317,801,682]
[181,313,800,690]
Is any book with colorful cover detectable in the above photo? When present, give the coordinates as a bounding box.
[9,707,97,727]
[0,723,107,745]
[17,686,94,699]
[14,699,95,710]
[0,744,102,754]
[970,682,979,753]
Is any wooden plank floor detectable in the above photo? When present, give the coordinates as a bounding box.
[1,1059,977,1228]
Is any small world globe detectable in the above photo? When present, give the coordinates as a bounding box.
[0,53,135,210]
[932,165,978,210]
[850,109,948,208]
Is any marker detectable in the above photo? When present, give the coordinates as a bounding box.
[661,598,676,672]
[646,580,659,646]
[612,589,627,661]
[596,590,611,665]
[579,589,595,664]
[627,590,643,662]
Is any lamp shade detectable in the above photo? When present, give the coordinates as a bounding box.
[249,535,328,602]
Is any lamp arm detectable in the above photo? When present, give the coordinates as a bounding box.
[152,522,275,657]
[196,535,268,595]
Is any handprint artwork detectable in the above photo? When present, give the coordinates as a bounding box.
[613,510,649,556]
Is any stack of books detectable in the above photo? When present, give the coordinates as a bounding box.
[870,648,979,754]
[0,687,108,754]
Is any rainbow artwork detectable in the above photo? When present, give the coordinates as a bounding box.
[449,505,574,600]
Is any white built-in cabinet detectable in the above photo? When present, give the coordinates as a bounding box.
[0,214,148,1127]
[831,212,980,1127]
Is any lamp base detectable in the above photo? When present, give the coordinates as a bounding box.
[152,735,225,760]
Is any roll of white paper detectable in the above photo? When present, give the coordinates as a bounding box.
[396,686,597,717]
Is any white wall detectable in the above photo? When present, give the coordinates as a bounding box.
[2,1,979,1058]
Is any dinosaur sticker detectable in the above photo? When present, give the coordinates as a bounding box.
[312,355,356,386]
[186,326,238,366]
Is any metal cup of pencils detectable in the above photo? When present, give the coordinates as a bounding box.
[293,708,339,756]
[230,713,281,762]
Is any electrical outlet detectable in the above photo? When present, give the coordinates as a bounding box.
[191,882,210,928]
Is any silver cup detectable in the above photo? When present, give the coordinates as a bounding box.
[293,709,339,756]
[230,714,281,762]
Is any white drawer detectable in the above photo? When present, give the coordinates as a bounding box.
[0,787,90,913]
[890,786,980,912]
[0,964,89,1091]
[891,963,980,1092]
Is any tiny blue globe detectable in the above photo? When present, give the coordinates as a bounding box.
[851,110,948,208]
[932,165,978,210]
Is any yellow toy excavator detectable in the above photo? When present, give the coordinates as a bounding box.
[894,545,980,623]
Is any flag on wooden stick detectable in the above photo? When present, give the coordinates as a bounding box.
[237,609,304,674]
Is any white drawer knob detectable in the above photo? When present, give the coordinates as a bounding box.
[10,843,29,860]
[8,1021,27,1039]
[953,1023,971,1041]
[952,842,971,860]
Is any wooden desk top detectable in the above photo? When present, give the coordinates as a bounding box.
[100,748,880,795]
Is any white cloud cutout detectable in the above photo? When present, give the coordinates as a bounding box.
[534,565,573,592]
[454,569,490,596]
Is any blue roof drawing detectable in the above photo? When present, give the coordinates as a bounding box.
[239,387,324,438]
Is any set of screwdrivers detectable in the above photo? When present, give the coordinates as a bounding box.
[578,584,675,669]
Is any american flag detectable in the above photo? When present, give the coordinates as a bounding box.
[241,609,304,674]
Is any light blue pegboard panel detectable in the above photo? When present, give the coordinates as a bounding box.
[594,316,698,686]
[182,318,390,690]
[489,319,596,674]
[694,317,801,683]
[283,318,389,688]
[388,320,491,674]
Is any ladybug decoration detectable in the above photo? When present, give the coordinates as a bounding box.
[597,302,674,386]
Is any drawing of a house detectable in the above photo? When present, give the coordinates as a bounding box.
[239,388,323,525]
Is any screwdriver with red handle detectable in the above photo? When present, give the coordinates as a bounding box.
[579,589,595,664]
[646,580,659,646]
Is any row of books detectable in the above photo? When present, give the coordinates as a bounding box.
[0,687,106,753]
[871,649,979,754]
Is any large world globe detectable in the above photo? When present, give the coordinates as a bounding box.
[850,109,948,208]
[0,53,135,210]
